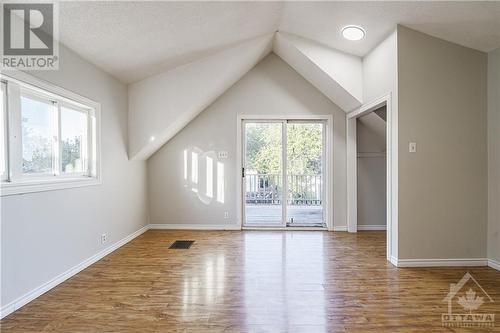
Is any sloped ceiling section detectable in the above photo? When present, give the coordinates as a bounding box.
[273,32,363,112]
[128,34,273,160]
[358,111,387,152]
[129,31,364,160]
[59,1,283,83]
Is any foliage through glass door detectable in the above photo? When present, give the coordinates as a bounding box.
[243,120,325,227]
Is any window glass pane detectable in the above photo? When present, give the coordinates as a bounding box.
[21,95,55,174]
[1,82,7,180]
[61,106,87,173]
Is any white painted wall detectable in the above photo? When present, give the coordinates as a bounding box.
[363,31,398,103]
[397,26,487,259]
[148,54,347,229]
[1,45,148,309]
[357,107,387,228]
[488,48,500,264]
[128,34,273,161]
[361,30,398,257]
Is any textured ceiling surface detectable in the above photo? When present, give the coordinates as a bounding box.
[58,1,500,83]
[59,1,283,83]
[280,1,500,57]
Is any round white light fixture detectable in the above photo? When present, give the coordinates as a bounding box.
[150,136,156,142]
[342,25,365,41]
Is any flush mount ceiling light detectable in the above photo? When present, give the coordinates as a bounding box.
[342,25,366,41]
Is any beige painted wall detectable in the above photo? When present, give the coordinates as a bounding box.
[397,26,488,259]
[148,53,347,228]
[488,48,500,264]
[357,107,387,227]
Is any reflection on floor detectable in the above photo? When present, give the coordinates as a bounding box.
[1,230,499,332]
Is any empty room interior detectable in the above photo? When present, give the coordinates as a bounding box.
[1,1,500,332]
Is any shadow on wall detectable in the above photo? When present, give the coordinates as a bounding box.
[183,148,225,205]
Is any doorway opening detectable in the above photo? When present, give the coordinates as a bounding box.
[240,119,328,228]
[356,107,387,231]
[346,94,396,263]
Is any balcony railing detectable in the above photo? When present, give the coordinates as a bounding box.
[245,173,322,205]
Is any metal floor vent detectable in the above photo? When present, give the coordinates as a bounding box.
[169,240,194,249]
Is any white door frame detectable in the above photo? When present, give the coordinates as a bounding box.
[346,93,397,263]
[236,114,334,231]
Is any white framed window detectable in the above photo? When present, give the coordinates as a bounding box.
[1,71,101,196]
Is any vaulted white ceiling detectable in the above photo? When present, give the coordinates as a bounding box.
[280,1,500,57]
[128,32,364,160]
[58,1,500,84]
[55,1,499,160]
[59,1,283,83]
[273,32,363,111]
[128,34,274,160]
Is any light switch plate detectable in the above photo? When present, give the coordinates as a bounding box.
[409,142,417,153]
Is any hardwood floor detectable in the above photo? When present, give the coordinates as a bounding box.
[1,230,499,332]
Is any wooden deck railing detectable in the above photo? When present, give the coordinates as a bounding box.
[245,173,322,205]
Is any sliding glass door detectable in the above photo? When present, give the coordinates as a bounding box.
[242,120,325,228]
[243,121,284,226]
[286,121,324,226]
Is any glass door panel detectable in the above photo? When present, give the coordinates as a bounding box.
[286,121,325,226]
[243,122,284,226]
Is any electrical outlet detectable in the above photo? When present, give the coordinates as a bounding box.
[224,211,229,219]
[101,233,107,244]
[218,151,228,159]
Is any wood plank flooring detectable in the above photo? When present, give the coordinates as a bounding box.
[1,230,499,332]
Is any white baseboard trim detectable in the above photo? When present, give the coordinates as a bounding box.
[358,225,386,231]
[488,258,500,271]
[0,225,149,320]
[390,256,398,267]
[395,258,488,268]
[149,223,241,230]
[332,225,386,232]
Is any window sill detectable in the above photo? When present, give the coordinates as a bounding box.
[0,177,101,196]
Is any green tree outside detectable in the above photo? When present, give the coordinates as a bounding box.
[22,127,82,174]
[62,137,82,172]
[245,123,322,175]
